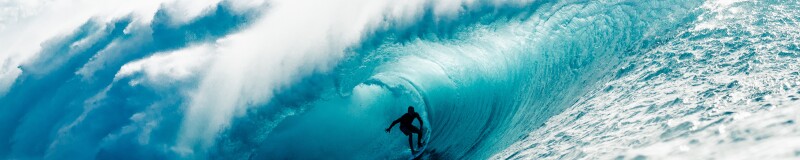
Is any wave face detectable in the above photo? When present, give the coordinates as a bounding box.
[1,0,799,159]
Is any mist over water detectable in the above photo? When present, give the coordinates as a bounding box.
[1,0,799,159]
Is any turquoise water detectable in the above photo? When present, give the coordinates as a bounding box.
[1,0,799,159]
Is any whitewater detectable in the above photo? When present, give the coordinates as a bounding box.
[1,0,799,159]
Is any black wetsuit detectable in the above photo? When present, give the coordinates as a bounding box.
[387,110,424,152]
[395,112,422,135]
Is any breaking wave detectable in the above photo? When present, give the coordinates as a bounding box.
[1,0,798,159]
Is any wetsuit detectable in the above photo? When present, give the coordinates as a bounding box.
[386,109,425,152]
[395,112,422,135]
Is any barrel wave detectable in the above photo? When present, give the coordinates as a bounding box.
[1,0,799,159]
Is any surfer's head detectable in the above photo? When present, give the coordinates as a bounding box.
[408,106,414,113]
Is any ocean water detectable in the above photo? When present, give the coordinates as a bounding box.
[1,0,799,159]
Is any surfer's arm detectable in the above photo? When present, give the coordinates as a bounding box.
[387,118,400,129]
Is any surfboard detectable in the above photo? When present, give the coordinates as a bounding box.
[409,141,427,160]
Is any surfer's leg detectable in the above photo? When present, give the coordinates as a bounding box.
[417,131,422,146]
[408,135,415,152]
[410,126,423,146]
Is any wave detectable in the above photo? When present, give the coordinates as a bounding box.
[1,0,796,159]
[221,0,703,159]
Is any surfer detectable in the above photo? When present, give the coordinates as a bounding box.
[385,106,425,153]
